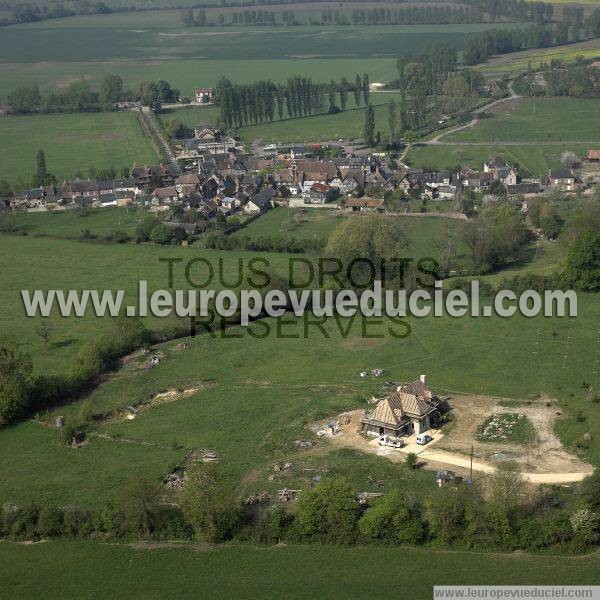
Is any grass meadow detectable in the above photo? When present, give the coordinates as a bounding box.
[4,290,593,503]
[234,207,472,268]
[0,112,158,188]
[446,98,600,143]
[3,541,600,599]
[0,235,291,373]
[160,92,400,142]
[237,99,396,143]
[3,206,149,239]
[405,142,592,176]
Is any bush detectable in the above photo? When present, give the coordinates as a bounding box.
[149,224,173,245]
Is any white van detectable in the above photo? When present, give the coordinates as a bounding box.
[415,433,433,445]
[378,435,404,449]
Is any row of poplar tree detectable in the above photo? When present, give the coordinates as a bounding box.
[216,74,372,129]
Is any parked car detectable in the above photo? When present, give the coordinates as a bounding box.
[378,435,404,449]
[416,433,433,445]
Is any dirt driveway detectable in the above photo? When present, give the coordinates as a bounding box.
[320,396,593,484]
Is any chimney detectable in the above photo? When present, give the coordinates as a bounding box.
[420,374,426,384]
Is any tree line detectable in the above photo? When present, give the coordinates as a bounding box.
[182,6,486,27]
[4,75,179,115]
[539,56,600,99]
[1,462,600,555]
[216,74,370,128]
[462,22,593,65]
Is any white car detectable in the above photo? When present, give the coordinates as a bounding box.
[415,433,433,445]
[378,435,404,449]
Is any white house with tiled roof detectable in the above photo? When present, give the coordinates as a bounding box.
[361,375,442,437]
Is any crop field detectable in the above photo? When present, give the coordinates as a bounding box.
[0,58,399,100]
[0,112,158,188]
[0,16,526,96]
[405,142,592,176]
[446,98,600,143]
[2,18,523,63]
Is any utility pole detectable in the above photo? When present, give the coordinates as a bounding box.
[469,445,473,482]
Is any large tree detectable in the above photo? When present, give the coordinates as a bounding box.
[325,214,407,286]
[180,463,238,542]
[562,230,600,291]
[363,103,375,145]
[0,345,33,426]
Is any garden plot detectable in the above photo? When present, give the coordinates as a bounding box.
[476,413,535,444]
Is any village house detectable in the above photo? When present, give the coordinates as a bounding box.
[151,186,179,205]
[345,198,385,213]
[361,375,442,437]
[244,189,275,214]
[220,196,239,212]
[306,183,335,204]
[504,181,543,199]
[131,164,175,188]
[548,168,577,192]
[483,159,517,185]
[435,185,457,200]
[175,173,200,195]
[115,190,135,207]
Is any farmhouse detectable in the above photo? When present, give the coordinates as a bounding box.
[361,375,442,437]
[194,87,214,104]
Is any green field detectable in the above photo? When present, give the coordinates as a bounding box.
[232,206,344,241]
[0,290,597,508]
[0,211,473,375]
[0,422,180,507]
[447,98,600,143]
[0,236,291,373]
[238,99,397,143]
[0,112,158,188]
[1,18,524,63]
[2,207,149,239]
[2,541,600,599]
[161,93,400,142]
[234,208,472,267]
[405,142,591,176]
